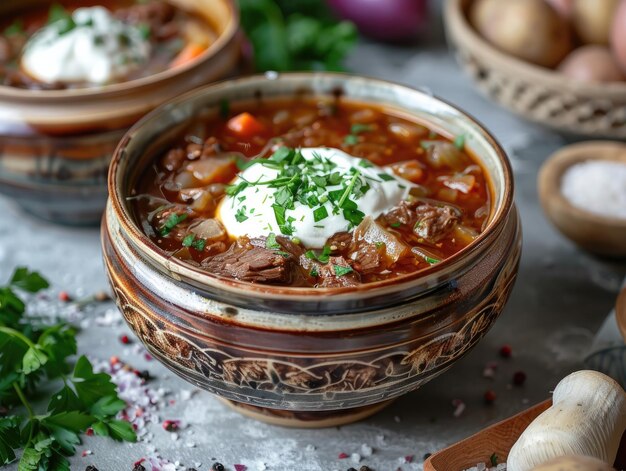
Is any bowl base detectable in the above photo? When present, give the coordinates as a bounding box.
[218,398,394,428]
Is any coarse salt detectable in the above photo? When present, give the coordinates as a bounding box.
[561,160,626,219]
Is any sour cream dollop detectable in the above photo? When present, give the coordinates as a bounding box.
[217,147,415,248]
[21,6,151,85]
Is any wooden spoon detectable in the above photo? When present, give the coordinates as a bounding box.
[538,141,626,257]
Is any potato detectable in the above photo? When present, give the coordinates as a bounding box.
[558,45,625,82]
[572,0,620,45]
[470,0,572,68]
[530,455,614,471]
[611,0,626,73]
[545,0,574,18]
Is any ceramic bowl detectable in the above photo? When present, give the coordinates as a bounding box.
[538,141,626,257]
[0,0,240,225]
[444,0,626,139]
[102,73,522,427]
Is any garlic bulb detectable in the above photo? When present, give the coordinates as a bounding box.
[508,370,626,471]
[531,455,615,471]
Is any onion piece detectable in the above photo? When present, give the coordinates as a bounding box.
[189,218,226,242]
[354,216,409,263]
[453,225,478,245]
[424,142,468,171]
[438,174,476,194]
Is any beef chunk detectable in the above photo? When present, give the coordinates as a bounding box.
[326,231,352,252]
[352,242,385,274]
[413,203,459,242]
[202,238,294,283]
[383,200,460,243]
[318,256,360,288]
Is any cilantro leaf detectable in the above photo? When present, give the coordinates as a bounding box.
[333,265,353,277]
[106,419,136,442]
[10,268,49,293]
[313,206,328,222]
[265,233,281,250]
[160,213,188,236]
[22,347,48,375]
[90,396,126,418]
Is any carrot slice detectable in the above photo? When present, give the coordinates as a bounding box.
[169,43,205,69]
[226,112,265,138]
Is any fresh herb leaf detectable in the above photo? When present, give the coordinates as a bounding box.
[333,265,353,276]
[426,256,440,264]
[390,222,402,228]
[490,453,498,466]
[192,238,206,251]
[266,233,281,250]
[309,267,318,277]
[235,207,248,223]
[454,134,466,150]
[343,134,359,145]
[4,20,24,36]
[182,234,195,247]
[358,159,373,168]
[350,123,372,134]
[377,173,395,182]
[160,213,188,236]
[313,206,328,222]
[10,268,49,293]
[137,22,151,40]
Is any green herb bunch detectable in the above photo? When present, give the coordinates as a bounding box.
[238,0,358,72]
[0,268,136,470]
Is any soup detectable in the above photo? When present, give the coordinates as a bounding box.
[0,0,217,89]
[132,97,491,288]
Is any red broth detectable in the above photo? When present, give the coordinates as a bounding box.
[132,97,491,288]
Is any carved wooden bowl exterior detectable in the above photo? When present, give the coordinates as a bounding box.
[102,73,521,426]
[444,0,626,139]
[0,0,240,225]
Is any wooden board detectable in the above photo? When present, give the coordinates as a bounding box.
[424,399,626,471]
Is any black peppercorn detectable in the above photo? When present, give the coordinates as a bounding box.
[133,464,146,471]
[85,467,99,471]
[211,463,225,471]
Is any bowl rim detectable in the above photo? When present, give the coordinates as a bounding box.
[0,0,239,101]
[538,140,626,230]
[444,0,626,96]
[107,71,515,299]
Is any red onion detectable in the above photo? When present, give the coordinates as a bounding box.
[327,0,428,42]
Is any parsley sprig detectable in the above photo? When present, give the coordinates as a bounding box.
[228,147,376,235]
[0,268,136,469]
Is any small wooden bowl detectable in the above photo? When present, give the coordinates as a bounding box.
[443,0,626,138]
[618,286,626,343]
[424,399,626,470]
[538,141,626,257]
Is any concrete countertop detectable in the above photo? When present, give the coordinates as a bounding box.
[2,12,625,471]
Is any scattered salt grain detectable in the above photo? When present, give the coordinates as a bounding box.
[452,399,466,417]
[305,444,316,452]
[351,453,361,463]
[360,444,373,457]
[561,160,626,219]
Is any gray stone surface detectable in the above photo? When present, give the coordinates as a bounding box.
[2,13,626,471]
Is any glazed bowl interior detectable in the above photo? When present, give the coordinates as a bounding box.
[110,73,513,304]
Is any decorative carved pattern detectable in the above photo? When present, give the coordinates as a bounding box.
[110,250,518,410]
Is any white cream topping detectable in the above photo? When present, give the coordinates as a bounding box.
[21,6,150,85]
[217,147,415,248]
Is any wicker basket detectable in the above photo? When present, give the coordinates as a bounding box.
[443,0,626,139]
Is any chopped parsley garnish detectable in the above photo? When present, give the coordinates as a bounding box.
[47,4,77,35]
[182,234,206,251]
[390,222,402,228]
[4,20,24,36]
[490,453,498,466]
[333,265,353,276]
[235,207,249,223]
[306,246,331,264]
[137,23,151,40]
[350,123,373,134]
[160,213,188,236]
[310,267,319,277]
[343,134,359,146]
[378,173,395,182]
[313,206,329,222]
[454,134,466,150]
[265,232,281,250]
[358,159,373,168]
[425,256,440,264]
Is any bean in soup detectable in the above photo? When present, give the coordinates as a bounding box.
[131,97,491,288]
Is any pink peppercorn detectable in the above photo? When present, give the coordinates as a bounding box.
[513,371,527,386]
[499,345,512,358]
